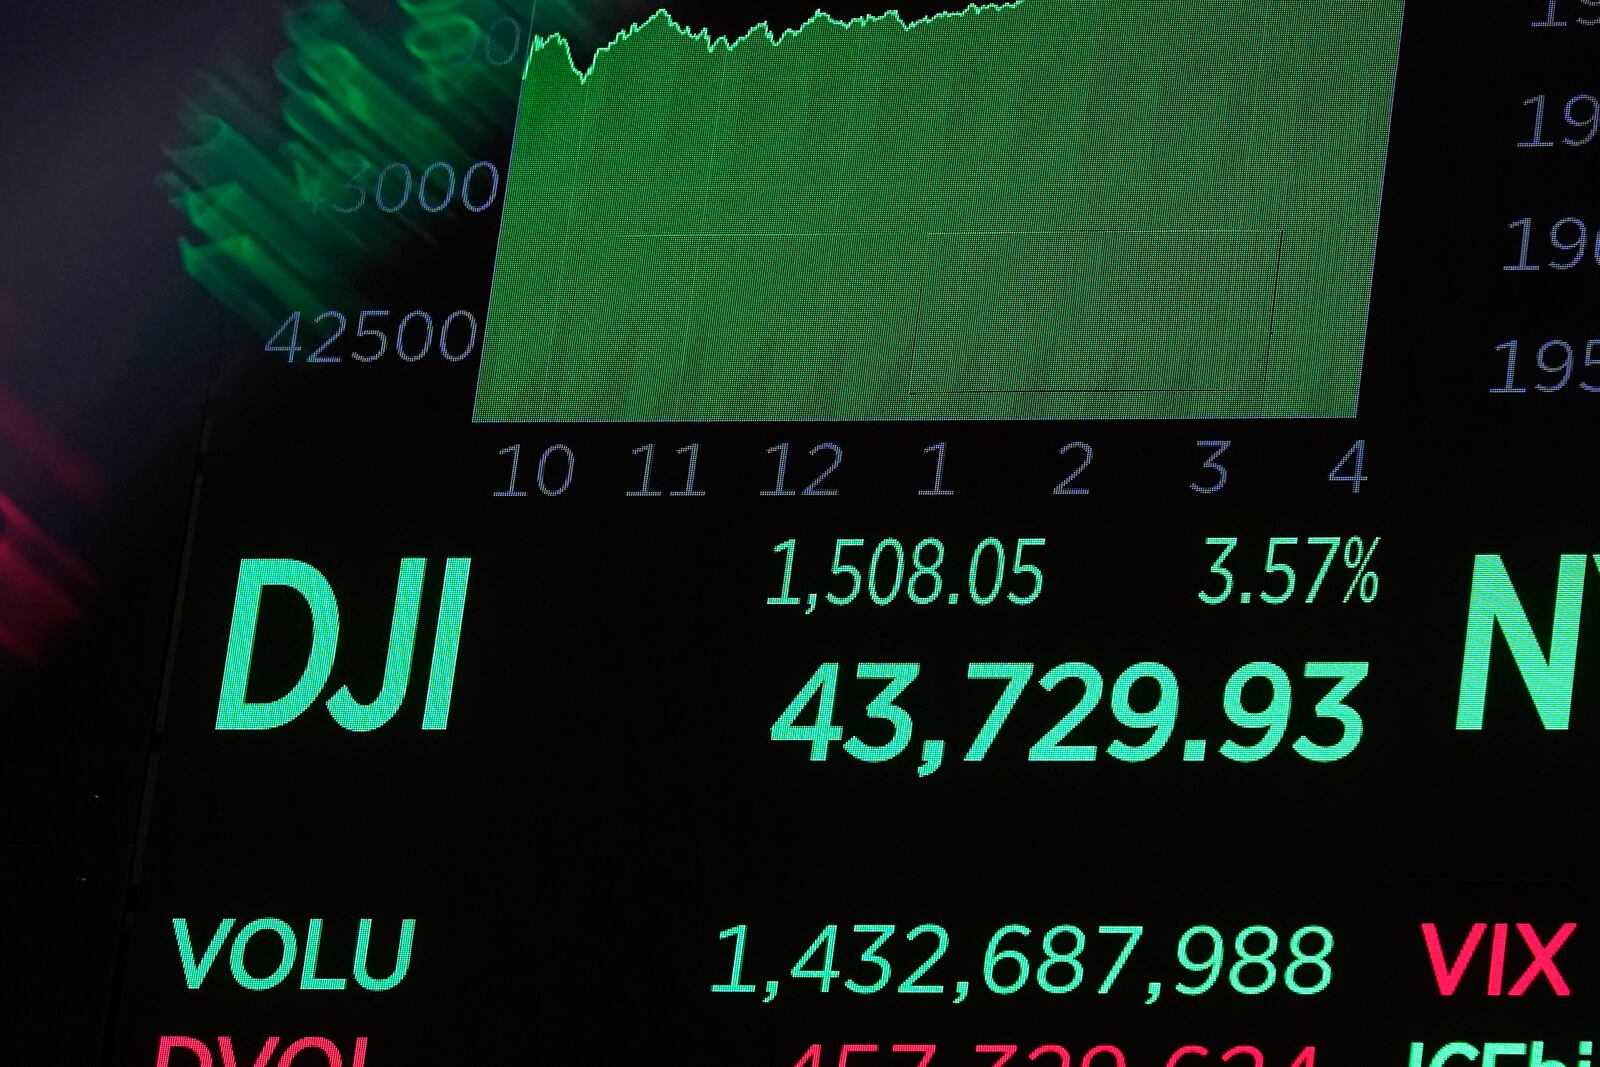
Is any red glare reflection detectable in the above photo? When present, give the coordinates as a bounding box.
[0,491,94,664]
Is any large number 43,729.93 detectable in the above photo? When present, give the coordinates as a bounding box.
[772,660,1366,776]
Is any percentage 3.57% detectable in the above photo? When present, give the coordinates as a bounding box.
[1199,536,1381,606]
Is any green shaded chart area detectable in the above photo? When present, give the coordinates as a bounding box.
[476,0,1402,421]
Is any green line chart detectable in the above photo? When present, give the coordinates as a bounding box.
[475,0,1403,421]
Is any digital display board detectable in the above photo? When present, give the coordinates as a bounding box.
[3,1,1597,1065]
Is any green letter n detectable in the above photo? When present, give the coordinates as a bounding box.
[1457,553,1587,731]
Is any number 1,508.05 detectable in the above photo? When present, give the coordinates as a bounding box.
[769,537,1045,612]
